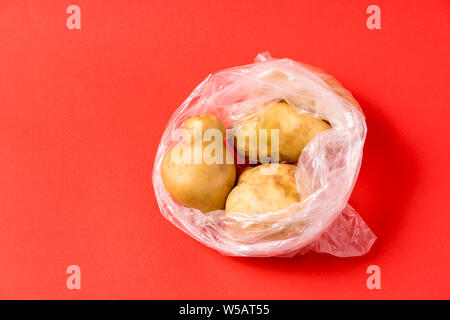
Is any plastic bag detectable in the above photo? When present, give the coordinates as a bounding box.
[152,52,376,257]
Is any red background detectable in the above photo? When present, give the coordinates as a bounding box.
[0,0,449,299]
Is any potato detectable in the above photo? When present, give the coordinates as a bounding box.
[224,164,303,241]
[226,164,300,213]
[234,101,331,163]
[161,115,236,213]
[182,114,226,144]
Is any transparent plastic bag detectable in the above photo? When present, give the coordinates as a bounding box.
[152,52,376,257]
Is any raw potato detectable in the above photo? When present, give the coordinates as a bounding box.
[161,115,236,213]
[224,164,304,241]
[234,101,331,163]
[226,164,300,213]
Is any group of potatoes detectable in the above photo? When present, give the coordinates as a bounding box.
[161,101,331,225]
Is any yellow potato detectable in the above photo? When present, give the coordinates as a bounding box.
[224,164,303,241]
[234,102,331,163]
[226,164,300,213]
[161,115,236,213]
[182,114,226,144]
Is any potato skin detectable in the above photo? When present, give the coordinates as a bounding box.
[183,114,226,144]
[224,164,303,241]
[235,102,330,163]
[161,115,236,213]
[225,164,300,214]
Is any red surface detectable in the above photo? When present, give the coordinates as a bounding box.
[0,0,449,299]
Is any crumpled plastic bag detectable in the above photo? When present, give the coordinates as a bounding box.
[152,52,376,257]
